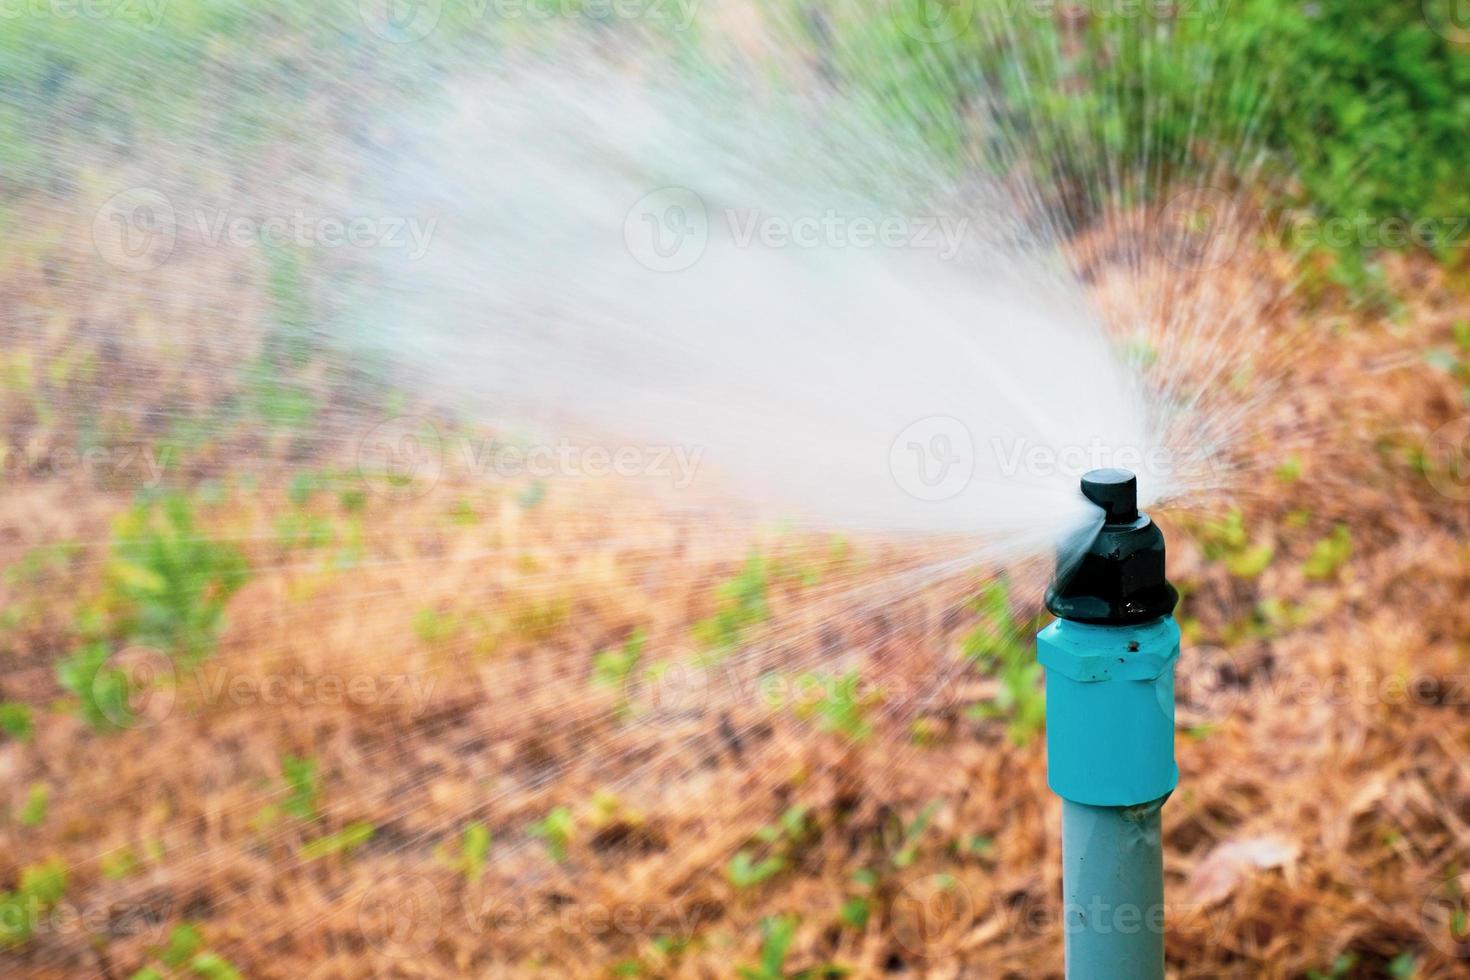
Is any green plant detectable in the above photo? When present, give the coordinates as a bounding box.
[129,923,245,980]
[1196,509,1275,580]
[1303,523,1352,581]
[529,806,574,863]
[0,702,33,741]
[18,784,48,828]
[961,581,1045,743]
[790,670,874,742]
[780,0,1470,292]
[692,553,769,659]
[438,823,492,882]
[592,628,646,699]
[280,754,320,822]
[301,821,375,860]
[1307,952,1359,980]
[890,800,941,869]
[106,494,248,664]
[737,915,848,979]
[728,850,788,889]
[730,806,812,890]
[56,641,133,732]
[0,858,66,947]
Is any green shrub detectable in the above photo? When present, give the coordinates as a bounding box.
[781,0,1470,280]
[106,493,248,665]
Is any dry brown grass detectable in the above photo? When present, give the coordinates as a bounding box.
[1,208,1469,980]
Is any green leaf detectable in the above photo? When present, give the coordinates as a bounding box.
[1303,524,1352,580]
[18,784,48,827]
[300,821,375,860]
[728,850,787,889]
[161,923,203,967]
[0,703,33,741]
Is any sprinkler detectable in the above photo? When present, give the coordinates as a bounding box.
[1038,468,1180,980]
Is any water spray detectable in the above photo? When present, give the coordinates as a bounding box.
[1038,468,1180,979]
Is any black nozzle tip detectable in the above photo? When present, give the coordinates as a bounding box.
[1081,468,1139,525]
[1045,467,1176,625]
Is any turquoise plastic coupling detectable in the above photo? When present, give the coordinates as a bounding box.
[1038,615,1180,807]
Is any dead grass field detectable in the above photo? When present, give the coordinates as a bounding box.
[1,200,1470,979]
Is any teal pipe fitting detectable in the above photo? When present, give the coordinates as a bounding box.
[1038,616,1179,806]
[1039,469,1179,980]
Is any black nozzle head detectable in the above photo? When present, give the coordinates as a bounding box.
[1081,468,1139,524]
[1045,468,1177,626]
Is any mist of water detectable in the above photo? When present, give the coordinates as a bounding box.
[346,52,1217,565]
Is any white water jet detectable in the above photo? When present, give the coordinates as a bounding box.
[356,53,1183,557]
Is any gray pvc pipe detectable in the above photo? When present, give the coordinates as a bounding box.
[1061,795,1169,980]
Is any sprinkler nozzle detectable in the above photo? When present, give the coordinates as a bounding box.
[1045,468,1178,625]
[1080,467,1139,524]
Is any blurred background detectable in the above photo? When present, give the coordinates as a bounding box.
[1,1,1470,977]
